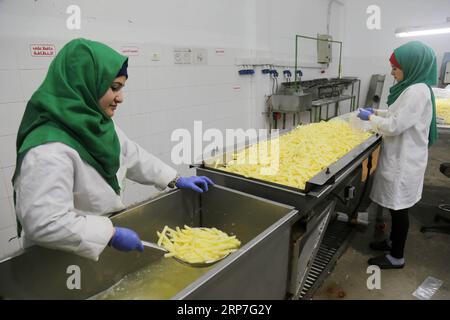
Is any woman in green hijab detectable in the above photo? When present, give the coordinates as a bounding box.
[13,38,213,261]
[357,41,437,269]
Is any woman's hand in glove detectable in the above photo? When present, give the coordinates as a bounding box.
[109,227,144,252]
[175,176,214,193]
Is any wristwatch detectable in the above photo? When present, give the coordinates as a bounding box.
[167,174,181,189]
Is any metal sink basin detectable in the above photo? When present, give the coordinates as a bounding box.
[0,185,298,300]
[270,93,312,112]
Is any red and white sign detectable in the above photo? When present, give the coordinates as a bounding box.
[215,48,225,55]
[232,85,241,92]
[121,46,140,56]
[30,44,56,57]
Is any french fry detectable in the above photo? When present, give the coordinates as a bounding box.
[156,225,241,264]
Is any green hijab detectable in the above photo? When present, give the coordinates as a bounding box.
[387,41,438,146]
[13,38,128,194]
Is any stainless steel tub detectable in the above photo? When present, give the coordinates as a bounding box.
[0,185,298,300]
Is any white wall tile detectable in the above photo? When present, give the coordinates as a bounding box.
[19,69,47,101]
[0,169,7,198]
[0,70,22,103]
[0,197,14,230]
[209,48,245,66]
[132,90,149,115]
[150,131,169,156]
[138,114,153,137]
[161,130,176,155]
[148,66,173,89]
[0,135,16,168]
[126,66,148,92]
[1,166,15,197]
[173,65,196,87]
[0,238,4,260]
[157,152,171,166]
[149,110,169,134]
[0,226,21,260]
[133,135,151,153]
[116,115,131,137]
[0,102,26,136]
[114,96,133,118]
[146,88,176,111]
[128,114,147,139]
[143,135,160,156]
[0,37,19,70]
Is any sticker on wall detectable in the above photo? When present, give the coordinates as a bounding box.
[215,48,225,55]
[30,44,56,57]
[121,46,140,56]
[173,48,192,64]
[232,85,241,92]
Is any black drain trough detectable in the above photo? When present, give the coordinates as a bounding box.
[296,219,354,300]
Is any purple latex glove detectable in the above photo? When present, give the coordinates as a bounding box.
[363,107,375,114]
[175,176,214,193]
[109,227,144,252]
[357,108,372,121]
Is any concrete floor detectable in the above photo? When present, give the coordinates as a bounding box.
[313,133,450,300]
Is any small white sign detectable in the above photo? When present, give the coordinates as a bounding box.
[121,46,139,56]
[232,85,241,92]
[30,44,56,57]
[151,52,161,61]
[174,48,192,64]
[215,48,225,55]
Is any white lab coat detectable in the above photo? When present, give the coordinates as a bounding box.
[369,83,432,210]
[14,125,177,261]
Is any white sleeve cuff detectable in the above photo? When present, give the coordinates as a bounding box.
[370,115,383,132]
[153,165,178,191]
[375,109,389,117]
[76,215,114,261]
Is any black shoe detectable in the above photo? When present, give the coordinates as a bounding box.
[367,254,404,269]
[369,239,392,251]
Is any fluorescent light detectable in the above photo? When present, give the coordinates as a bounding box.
[395,21,450,38]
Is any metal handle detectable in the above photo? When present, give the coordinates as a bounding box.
[141,240,167,252]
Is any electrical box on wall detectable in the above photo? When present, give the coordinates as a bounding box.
[193,48,208,65]
[317,34,332,64]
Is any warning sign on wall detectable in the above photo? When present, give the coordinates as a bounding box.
[215,48,225,55]
[121,46,139,56]
[30,44,56,57]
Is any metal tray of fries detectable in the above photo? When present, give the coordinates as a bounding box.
[200,131,381,195]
